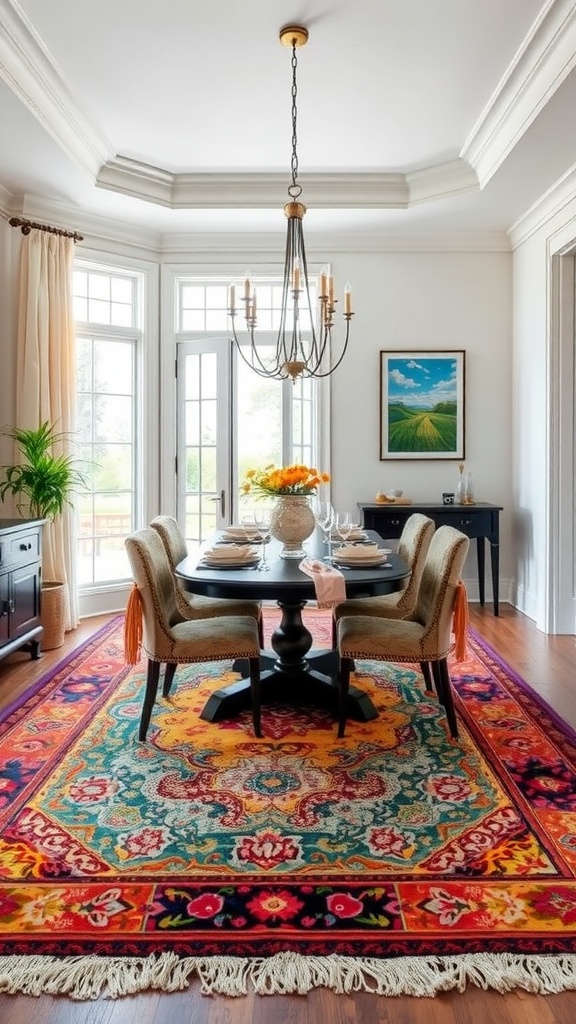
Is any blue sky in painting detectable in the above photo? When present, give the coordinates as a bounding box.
[387,356,458,408]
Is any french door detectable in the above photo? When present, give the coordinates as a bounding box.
[176,336,320,549]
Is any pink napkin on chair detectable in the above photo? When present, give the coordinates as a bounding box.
[299,558,346,609]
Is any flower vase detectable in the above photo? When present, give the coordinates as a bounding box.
[270,495,315,559]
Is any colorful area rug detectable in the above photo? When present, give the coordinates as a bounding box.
[1,607,576,998]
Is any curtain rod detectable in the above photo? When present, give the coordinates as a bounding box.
[9,217,84,243]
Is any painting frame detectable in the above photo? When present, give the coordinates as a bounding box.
[379,350,465,460]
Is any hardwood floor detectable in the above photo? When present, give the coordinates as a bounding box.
[0,604,575,1021]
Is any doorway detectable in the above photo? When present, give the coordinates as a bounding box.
[176,336,321,547]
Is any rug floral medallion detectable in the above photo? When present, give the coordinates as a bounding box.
[1,613,576,960]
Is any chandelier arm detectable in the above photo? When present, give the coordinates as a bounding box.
[230,318,286,377]
[301,318,352,378]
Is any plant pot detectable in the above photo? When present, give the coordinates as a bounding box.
[270,495,315,559]
[41,581,66,650]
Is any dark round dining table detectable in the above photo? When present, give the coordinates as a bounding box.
[175,528,410,724]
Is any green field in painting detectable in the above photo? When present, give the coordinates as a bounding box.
[388,404,457,453]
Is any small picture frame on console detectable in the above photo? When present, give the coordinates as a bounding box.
[379,350,465,460]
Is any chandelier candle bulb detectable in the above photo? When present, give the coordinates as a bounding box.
[293,258,301,292]
[344,283,352,315]
[319,267,328,298]
[244,275,251,300]
[229,283,236,314]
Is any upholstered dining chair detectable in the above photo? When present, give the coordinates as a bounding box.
[332,513,435,644]
[336,524,470,740]
[150,514,264,647]
[124,528,262,740]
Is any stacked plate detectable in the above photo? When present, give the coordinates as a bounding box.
[200,544,260,568]
[332,543,392,568]
[221,525,262,543]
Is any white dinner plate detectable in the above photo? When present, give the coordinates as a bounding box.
[334,558,392,569]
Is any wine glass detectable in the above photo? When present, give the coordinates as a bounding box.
[254,507,272,571]
[334,511,353,548]
[240,508,254,532]
[312,499,334,560]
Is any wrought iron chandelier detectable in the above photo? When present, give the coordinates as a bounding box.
[228,25,353,382]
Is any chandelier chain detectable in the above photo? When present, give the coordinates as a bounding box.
[288,44,302,200]
[227,24,353,380]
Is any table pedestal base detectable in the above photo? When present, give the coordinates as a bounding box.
[199,600,378,724]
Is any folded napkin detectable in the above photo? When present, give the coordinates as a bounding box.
[299,558,346,609]
[203,544,257,562]
[222,526,260,541]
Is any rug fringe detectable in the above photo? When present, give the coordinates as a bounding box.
[1,951,576,999]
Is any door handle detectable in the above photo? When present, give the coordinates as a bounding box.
[208,490,226,517]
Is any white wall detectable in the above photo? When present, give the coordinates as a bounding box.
[328,247,513,600]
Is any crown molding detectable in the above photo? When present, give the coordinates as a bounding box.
[0,0,111,178]
[8,194,163,254]
[462,0,576,187]
[406,159,478,204]
[97,157,481,210]
[160,229,511,256]
[97,160,412,209]
[4,188,511,254]
[508,160,576,247]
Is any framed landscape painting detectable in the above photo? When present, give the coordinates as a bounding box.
[379,350,465,460]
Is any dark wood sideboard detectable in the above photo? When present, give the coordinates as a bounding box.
[0,518,43,661]
[357,502,503,615]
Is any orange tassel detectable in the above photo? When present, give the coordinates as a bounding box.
[124,584,143,664]
[452,581,469,661]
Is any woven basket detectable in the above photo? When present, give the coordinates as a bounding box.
[41,581,66,650]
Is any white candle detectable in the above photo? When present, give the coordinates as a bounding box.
[293,258,301,292]
[344,282,352,314]
[229,282,236,312]
[319,266,327,299]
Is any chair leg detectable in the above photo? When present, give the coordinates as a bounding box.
[420,661,434,693]
[248,656,262,738]
[139,660,161,741]
[437,657,459,739]
[163,663,178,698]
[338,657,353,738]
[431,661,446,705]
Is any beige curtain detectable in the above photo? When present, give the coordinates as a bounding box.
[15,230,79,630]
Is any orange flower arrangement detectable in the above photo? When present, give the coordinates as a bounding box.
[241,463,330,497]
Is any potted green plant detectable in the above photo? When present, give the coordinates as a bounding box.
[0,421,86,649]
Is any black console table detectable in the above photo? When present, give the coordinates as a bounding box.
[358,502,503,615]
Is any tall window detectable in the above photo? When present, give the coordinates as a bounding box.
[74,266,141,586]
